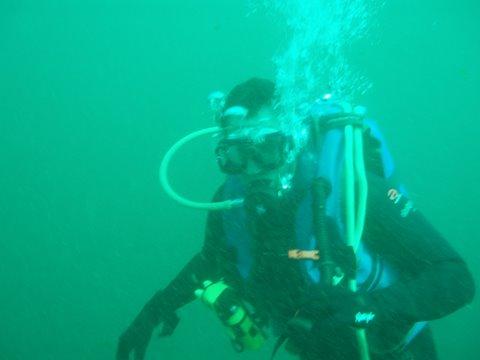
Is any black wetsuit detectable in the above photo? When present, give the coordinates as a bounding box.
[146,173,475,360]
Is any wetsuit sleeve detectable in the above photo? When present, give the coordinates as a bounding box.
[139,188,226,326]
[364,175,475,324]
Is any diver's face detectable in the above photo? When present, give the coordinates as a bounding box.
[230,107,279,177]
[216,106,292,181]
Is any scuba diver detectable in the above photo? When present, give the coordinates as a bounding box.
[117,78,475,360]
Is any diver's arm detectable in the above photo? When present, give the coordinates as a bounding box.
[117,196,225,359]
[363,176,475,323]
[136,203,225,326]
[117,252,221,360]
[138,251,218,326]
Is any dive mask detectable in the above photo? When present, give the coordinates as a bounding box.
[215,130,292,175]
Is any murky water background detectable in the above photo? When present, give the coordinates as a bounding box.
[1,1,478,359]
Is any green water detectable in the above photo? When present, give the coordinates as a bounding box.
[1,1,479,359]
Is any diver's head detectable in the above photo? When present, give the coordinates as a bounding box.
[219,77,276,127]
[215,78,295,193]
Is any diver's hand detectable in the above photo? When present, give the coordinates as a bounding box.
[117,288,181,360]
[325,289,377,328]
[294,287,378,330]
[283,288,377,357]
[117,300,180,360]
[116,313,155,360]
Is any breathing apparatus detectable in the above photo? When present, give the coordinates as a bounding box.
[195,280,267,352]
[308,94,371,360]
[159,91,239,210]
[159,91,296,211]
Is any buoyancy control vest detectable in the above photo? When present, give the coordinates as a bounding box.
[220,116,427,350]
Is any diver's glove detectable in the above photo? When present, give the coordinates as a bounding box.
[277,287,379,357]
[323,287,377,328]
[116,291,179,360]
[289,287,379,334]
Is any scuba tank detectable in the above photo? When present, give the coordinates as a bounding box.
[195,280,266,352]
